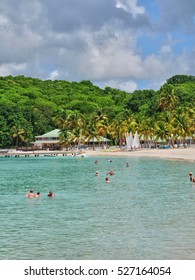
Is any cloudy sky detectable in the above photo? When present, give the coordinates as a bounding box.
[0,0,195,92]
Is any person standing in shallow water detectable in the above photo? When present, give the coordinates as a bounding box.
[189,172,195,183]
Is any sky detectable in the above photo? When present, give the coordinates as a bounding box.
[0,0,195,92]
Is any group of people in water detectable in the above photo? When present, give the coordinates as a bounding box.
[95,159,130,183]
[26,161,193,198]
[26,190,55,198]
[96,159,194,185]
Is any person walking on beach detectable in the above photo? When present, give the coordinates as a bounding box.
[189,172,195,183]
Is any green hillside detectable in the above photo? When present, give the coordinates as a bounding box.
[0,74,194,148]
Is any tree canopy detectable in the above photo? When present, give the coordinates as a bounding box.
[0,74,195,148]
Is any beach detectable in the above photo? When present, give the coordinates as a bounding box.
[85,146,195,161]
[1,146,195,162]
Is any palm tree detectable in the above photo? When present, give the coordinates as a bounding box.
[108,111,130,148]
[85,113,101,150]
[58,129,71,150]
[158,84,179,112]
[172,107,192,147]
[138,116,155,147]
[154,111,175,147]
[154,118,170,145]
[95,111,109,148]
[11,126,26,149]
[188,107,195,138]
[56,109,73,130]
[56,110,85,149]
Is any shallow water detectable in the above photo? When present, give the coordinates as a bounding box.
[0,155,195,260]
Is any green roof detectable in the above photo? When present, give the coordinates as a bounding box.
[36,130,110,142]
[36,129,60,138]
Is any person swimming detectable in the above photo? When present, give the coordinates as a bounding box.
[107,169,115,176]
[105,177,110,183]
[189,172,195,183]
[36,192,42,198]
[47,191,55,197]
[26,190,36,198]
[95,171,99,176]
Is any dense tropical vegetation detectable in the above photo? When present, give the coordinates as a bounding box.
[0,74,195,149]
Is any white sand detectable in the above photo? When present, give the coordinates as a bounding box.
[85,146,195,161]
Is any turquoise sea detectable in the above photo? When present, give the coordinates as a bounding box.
[0,154,195,260]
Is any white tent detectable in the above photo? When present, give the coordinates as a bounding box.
[132,131,141,149]
[125,131,133,149]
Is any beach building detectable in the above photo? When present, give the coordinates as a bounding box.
[34,129,111,150]
[34,129,61,149]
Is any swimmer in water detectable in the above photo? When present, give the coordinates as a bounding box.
[95,171,99,176]
[107,169,115,176]
[105,177,110,183]
[36,192,42,198]
[189,172,195,183]
[48,191,55,197]
[26,190,36,198]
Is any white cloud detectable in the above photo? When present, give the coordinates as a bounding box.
[0,63,27,76]
[100,79,137,92]
[0,0,195,90]
[118,80,137,92]
[160,45,172,55]
[115,0,145,18]
[0,14,10,27]
[75,25,145,81]
[48,70,59,80]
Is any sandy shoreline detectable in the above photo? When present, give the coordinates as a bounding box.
[1,146,195,162]
[85,146,195,161]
